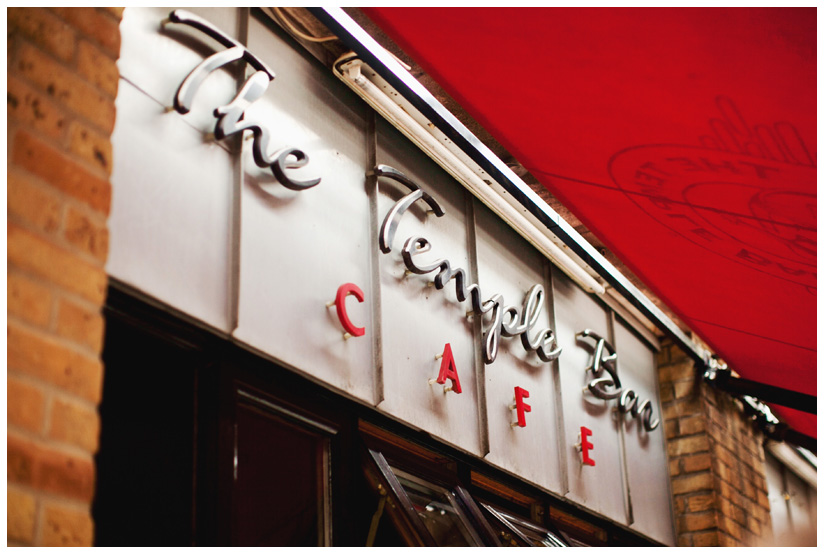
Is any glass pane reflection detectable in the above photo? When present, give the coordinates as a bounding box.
[482,503,568,547]
[391,468,482,547]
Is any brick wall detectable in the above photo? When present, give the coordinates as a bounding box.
[7,7,122,546]
[658,341,773,546]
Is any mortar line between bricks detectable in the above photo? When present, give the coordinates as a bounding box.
[9,208,111,265]
[8,316,105,361]
[8,167,109,228]
[7,269,104,316]
[6,373,100,412]
[8,428,97,460]
[11,116,114,184]
[10,485,94,514]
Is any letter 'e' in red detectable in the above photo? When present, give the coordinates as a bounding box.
[514,386,531,427]
[437,343,462,393]
[334,283,366,337]
[581,426,595,466]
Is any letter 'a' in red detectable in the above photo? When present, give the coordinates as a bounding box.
[436,343,462,393]
[335,283,366,337]
[514,386,531,427]
[581,426,595,466]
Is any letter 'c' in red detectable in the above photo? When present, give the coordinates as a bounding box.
[335,283,365,337]
[437,343,462,393]
[581,426,595,466]
[514,386,531,427]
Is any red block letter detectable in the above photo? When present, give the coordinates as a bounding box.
[335,283,365,337]
[437,343,462,393]
[514,386,531,427]
[581,426,595,466]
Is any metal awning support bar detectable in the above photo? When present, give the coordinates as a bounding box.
[309,8,708,367]
[705,368,816,415]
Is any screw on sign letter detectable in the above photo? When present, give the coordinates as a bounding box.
[514,386,531,427]
[334,283,365,337]
[581,426,595,466]
[436,343,462,393]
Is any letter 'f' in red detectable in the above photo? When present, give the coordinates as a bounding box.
[514,386,531,427]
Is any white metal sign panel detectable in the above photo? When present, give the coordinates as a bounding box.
[232,17,376,404]
[374,120,482,456]
[614,319,675,545]
[108,8,238,331]
[475,202,564,493]
[551,267,628,524]
[118,7,241,134]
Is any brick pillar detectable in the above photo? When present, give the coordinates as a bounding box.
[658,340,773,546]
[7,7,122,546]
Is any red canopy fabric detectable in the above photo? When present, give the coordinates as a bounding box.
[363,7,816,438]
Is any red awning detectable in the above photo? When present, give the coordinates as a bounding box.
[363,7,816,439]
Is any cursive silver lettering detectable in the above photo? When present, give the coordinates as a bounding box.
[379,166,561,365]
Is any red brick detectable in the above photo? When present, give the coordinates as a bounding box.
[68,121,114,176]
[7,271,54,328]
[669,343,690,364]
[719,532,739,547]
[51,7,120,59]
[718,497,747,527]
[672,471,714,495]
[665,419,678,439]
[669,458,681,477]
[7,487,37,544]
[7,171,64,236]
[56,297,105,352]
[35,447,95,502]
[683,452,712,473]
[676,535,692,547]
[674,380,695,399]
[746,516,762,536]
[692,531,719,547]
[718,515,743,541]
[667,435,709,457]
[42,503,94,546]
[12,130,112,214]
[712,442,737,468]
[63,205,109,263]
[713,459,736,486]
[8,322,104,403]
[8,224,107,304]
[102,7,124,19]
[8,7,76,62]
[678,414,706,436]
[659,361,694,383]
[663,396,703,420]
[7,435,37,486]
[7,376,46,434]
[756,490,771,510]
[656,345,670,366]
[7,76,67,141]
[48,397,100,452]
[679,511,716,533]
[15,42,116,133]
[76,40,119,98]
[740,477,756,501]
[659,383,674,403]
[687,493,715,512]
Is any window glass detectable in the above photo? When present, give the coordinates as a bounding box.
[481,503,568,547]
[391,468,483,546]
[234,401,330,546]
